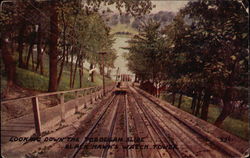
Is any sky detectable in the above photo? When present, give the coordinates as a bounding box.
[101,0,189,14]
[151,0,189,13]
[103,0,189,77]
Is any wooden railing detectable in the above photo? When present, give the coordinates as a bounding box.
[1,84,115,136]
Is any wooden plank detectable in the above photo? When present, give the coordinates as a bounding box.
[60,93,65,122]
[83,90,87,108]
[1,85,102,103]
[90,89,93,104]
[95,88,98,101]
[75,91,79,113]
[32,97,42,136]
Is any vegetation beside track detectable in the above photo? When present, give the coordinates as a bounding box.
[162,93,249,140]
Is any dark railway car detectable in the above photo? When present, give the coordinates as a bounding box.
[113,82,128,94]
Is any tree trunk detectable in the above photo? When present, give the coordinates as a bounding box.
[178,93,183,108]
[17,23,26,68]
[195,90,202,116]
[191,94,197,115]
[35,24,43,74]
[72,56,79,88]
[57,52,65,88]
[79,68,82,88]
[90,63,94,82]
[1,33,16,88]
[57,21,66,85]
[191,91,196,109]
[69,49,74,88]
[79,60,83,88]
[39,45,46,75]
[214,103,233,127]
[214,87,234,127]
[25,42,34,69]
[200,89,211,120]
[172,92,176,105]
[31,48,35,71]
[57,17,67,87]
[48,1,59,92]
[66,46,69,64]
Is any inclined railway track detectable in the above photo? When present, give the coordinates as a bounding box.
[100,95,120,158]
[71,94,118,158]
[105,93,129,158]
[130,86,247,158]
[71,93,130,158]
[129,87,184,158]
[127,92,168,158]
[70,85,247,158]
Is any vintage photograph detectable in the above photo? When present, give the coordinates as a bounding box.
[0,0,249,157]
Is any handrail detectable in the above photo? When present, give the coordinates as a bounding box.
[1,84,114,104]
[1,83,115,136]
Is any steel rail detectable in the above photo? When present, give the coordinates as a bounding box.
[100,95,121,158]
[124,93,130,158]
[70,94,117,158]
[127,92,164,158]
[133,86,245,158]
[141,94,213,157]
[130,87,183,158]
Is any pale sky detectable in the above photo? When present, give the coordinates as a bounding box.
[101,0,189,14]
[151,0,189,13]
[100,0,190,77]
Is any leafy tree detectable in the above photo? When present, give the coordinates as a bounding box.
[46,0,152,91]
[126,20,168,91]
[167,0,248,124]
[1,0,153,92]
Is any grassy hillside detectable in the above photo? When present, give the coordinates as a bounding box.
[110,23,138,37]
[1,57,113,93]
[1,56,113,122]
[14,67,112,92]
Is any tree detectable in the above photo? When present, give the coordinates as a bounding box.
[126,20,168,95]
[167,0,248,123]
[0,1,21,89]
[1,0,153,93]
[47,0,152,91]
[48,0,59,92]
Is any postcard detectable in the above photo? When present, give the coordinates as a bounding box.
[1,0,249,157]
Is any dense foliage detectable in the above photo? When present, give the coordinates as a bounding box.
[126,0,248,126]
[0,0,152,92]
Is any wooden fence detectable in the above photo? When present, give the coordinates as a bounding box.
[1,84,115,136]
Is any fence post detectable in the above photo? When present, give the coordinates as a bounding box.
[100,87,103,98]
[75,91,79,113]
[32,97,42,136]
[97,88,100,100]
[60,93,65,122]
[90,88,93,104]
[95,87,98,101]
[84,90,87,108]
